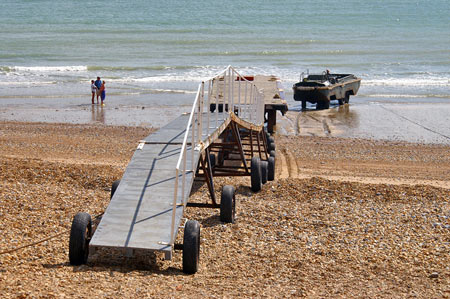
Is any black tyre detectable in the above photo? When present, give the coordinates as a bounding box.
[111,179,121,200]
[267,136,275,145]
[338,98,344,105]
[220,185,236,223]
[210,104,216,113]
[323,101,330,109]
[268,156,275,181]
[251,156,262,192]
[69,212,92,265]
[183,220,200,274]
[302,100,307,110]
[209,153,216,169]
[268,142,276,152]
[261,161,268,184]
[269,150,276,158]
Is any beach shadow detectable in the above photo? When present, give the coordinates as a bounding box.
[45,250,188,277]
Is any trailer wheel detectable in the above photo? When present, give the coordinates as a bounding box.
[209,153,216,169]
[251,156,262,192]
[338,98,344,105]
[267,136,275,145]
[183,220,200,274]
[69,212,92,265]
[220,185,236,223]
[111,180,121,200]
[268,156,275,181]
[269,150,276,158]
[261,161,268,184]
[268,142,276,152]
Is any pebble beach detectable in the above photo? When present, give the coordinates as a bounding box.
[0,121,448,298]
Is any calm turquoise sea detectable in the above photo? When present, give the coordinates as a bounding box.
[1,0,449,102]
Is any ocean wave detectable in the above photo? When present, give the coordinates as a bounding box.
[363,77,450,87]
[360,94,450,99]
[10,66,88,72]
[0,81,57,86]
[87,65,193,72]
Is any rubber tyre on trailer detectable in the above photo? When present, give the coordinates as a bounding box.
[111,179,121,200]
[69,212,92,265]
[220,185,236,223]
[267,136,275,146]
[269,150,276,158]
[268,142,276,152]
[268,156,275,181]
[209,153,216,169]
[261,161,268,184]
[183,220,200,274]
[338,98,344,105]
[251,156,262,192]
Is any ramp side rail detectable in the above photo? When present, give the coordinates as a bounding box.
[170,66,265,245]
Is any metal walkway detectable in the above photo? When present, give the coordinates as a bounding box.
[89,66,267,260]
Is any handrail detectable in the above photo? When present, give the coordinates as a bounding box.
[169,66,264,245]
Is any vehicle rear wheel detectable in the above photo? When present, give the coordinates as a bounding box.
[344,94,350,104]
[251,156,262,192]
[69,212,92,265]
[220,185,236,223]
[183,220,200,274]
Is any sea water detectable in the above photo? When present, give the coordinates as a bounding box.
[0,0,449,124]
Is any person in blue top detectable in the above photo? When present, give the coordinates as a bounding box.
[94,76,102,104]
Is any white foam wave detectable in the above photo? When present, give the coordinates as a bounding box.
[0,81,56,86]
[12,65,88,72]
[363,77,450,87]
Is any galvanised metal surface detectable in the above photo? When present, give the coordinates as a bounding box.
[89,113,228,256]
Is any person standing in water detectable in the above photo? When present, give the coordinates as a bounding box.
[90,80,97,104]
[94,76,102,104]
[100,81,106,106]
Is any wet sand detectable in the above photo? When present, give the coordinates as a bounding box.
[0,93,194,128]
[1,93,449,144]
[0,121,448,298]
[278,99,450,145]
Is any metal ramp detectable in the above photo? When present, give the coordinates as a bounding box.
[69,66,279,273]
[90,113,228,259]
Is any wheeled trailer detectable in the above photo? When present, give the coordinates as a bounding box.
[68,66,277,274]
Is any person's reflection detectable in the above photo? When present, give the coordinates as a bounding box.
[91,104,105,124]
